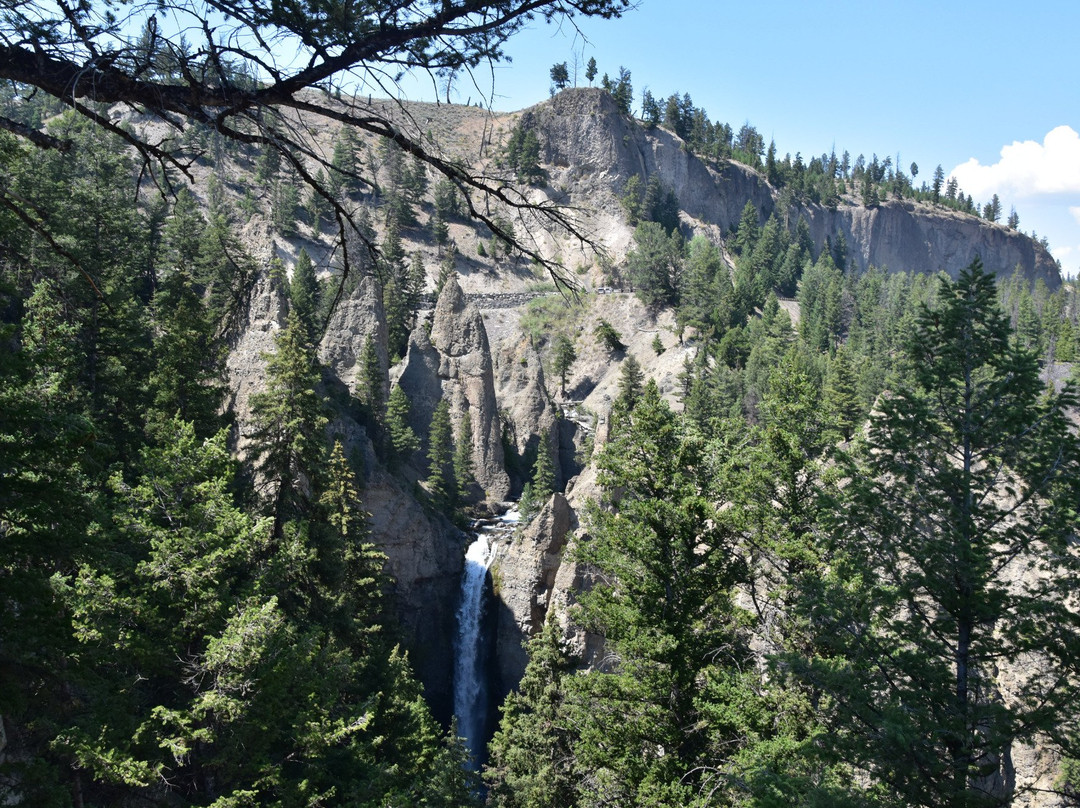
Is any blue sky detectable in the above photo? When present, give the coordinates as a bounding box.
[406,0,1080,277]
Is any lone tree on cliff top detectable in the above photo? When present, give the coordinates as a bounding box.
[0,0,629,291]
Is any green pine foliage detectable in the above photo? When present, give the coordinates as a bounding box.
[379,223,425,362]
[0,120,477,802]
[453,410,478,503]
[289,247,321,340]
[676,234,729,337]
[433,178,463,221]
[614,353,645,413]
[249,309,329,534]
[519,429,556,521]
[386,384,421,471]
[307,168,334,226]
[594,319,625,352]
[585,56,598,84]
[619,173,644,224]
[551,333,577,396]
[485,618,580,807]
[797,253,844,351]
[569,381,765,805]
[626,220,684,306]
[435,248,457,299]
[732,200,760,256]
[161,187,206,270]
[271,179,301,235]
[704,352,852,803]
[503,122,545,184]
[146,267,227,438]
[0,281,99,806]
[62,419,466,806]
[742,297,797,412]
[641,174,680,234]
[600,66,633,114]
[5,57,1080,808]
[357,333,386,429]
[330,125,363,198]
[312,440,386,642]
[796,260,1080,806]
[549,61,569,93]
[407,251,427,322]
[383,273,409,362]
[65,418,274,799]
[822,345,861,441]
[491,257,1080,807]
[619,173,681,235]
[426,398,455,511]
[195,209,260,334]
[405,155,429,208]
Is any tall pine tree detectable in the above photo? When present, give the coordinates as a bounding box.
[800,260,1080,807]
[249,309,328,535]
[426,398,455,512]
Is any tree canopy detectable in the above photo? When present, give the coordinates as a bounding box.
[797,260,1080,806]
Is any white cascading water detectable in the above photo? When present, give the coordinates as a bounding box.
[453,508,519,765]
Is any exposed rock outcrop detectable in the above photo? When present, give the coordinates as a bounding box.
[364,472,465,716]
[491,493,572,697]
[399,277,510,500]
[396,321,444,440]
[211,89,1070,801]
[526,87,1060,287]
[224,269,288,459]
[488,398,612,685]
[318,272,387,395]
[224,265,465,714]
[803,200,1060,287]
[490,336,564,494]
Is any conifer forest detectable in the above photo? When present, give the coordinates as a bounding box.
[1,1,1078,806]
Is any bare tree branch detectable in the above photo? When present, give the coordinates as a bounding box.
[0,0,630,293]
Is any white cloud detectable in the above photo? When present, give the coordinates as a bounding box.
[1071,206,1080,226]
[950,126,1080,199]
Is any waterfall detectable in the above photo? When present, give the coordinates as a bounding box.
[453,508,518,766]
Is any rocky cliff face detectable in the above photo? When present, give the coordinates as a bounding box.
[318,272,388,394]
[429,278,510,500]
[804,200,1060,287]
[397,277,510,501]
[490,493,573,698]
[225,270,288,460]
[489,333,565,493]
[487,377,619,693]
[526,87,1060,287]
[363,472,465,715]
[224,264,466,714]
